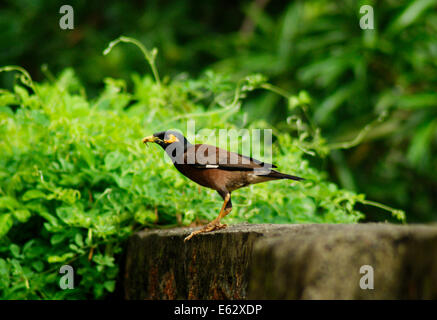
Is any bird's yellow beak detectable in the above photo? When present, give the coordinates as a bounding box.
[142,136,160,144]
[142,134,179,145]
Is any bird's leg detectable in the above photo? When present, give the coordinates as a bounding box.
[184,193,232,242]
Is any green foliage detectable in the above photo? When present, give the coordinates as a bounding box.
[0,36,404,298]
[1,0,435,223]
[209,0,437,221]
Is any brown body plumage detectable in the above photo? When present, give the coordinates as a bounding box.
[174,144,280,191]
[142,131,304,241]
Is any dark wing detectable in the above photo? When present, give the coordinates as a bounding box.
[182,144,277,171]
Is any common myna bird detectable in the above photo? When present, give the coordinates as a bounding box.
[142,130,304,241]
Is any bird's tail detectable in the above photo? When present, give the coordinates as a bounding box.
[265,170,305,181]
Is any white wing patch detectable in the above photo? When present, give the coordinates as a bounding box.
[205,164,219,168]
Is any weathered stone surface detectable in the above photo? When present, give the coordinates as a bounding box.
[248,224,437,299]
[124,223,437,300]
[123,223,298,299]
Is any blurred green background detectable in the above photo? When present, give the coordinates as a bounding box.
[0,0,436,299]
[3,0,434,222]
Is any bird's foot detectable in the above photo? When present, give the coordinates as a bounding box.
[184,221,227,242]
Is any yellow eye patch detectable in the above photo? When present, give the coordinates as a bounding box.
[164,134,179,144]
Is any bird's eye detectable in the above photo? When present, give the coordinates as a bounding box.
[164,134,179,144]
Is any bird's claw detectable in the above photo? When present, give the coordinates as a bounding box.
[184,222,227,242]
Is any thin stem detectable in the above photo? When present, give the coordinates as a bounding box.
[162,79,244,125]
[0,65,39,97]
[260,83,290,99]
[103,36,161,86]
[327,111,388,150]
[360,199,406,222]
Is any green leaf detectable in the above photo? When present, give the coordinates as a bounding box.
[407,120,437,170]
[22,190,46,201]
[134,207,157,224]
[38,211,60,227]
[0,214,13,237]
[47,252,75,264]
[9,243,21,258]
[56,207,73,223]
[9,244,21,258]
[0,197,19,210]
[314,84,356,124]
[77,143,96,169]
[50,233,67,245]
[32,261,44,272]
[93,254,115,267]
[397,93,437,110]
[14,85,29,103]
[105,151,125,171]
[0,258,10,288]
[387,0,436,34]
[75,233,84,247]
[103,280,116,292]
[12,209,31,223]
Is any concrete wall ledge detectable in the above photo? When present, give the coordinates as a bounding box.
[123,223,437,299]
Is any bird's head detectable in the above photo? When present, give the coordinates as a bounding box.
[142,130,191,153]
